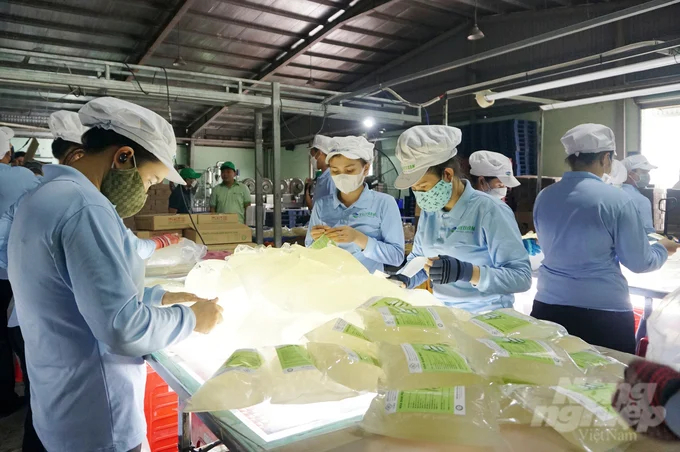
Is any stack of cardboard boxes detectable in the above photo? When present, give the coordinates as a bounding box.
[129,213,255,252]
[139,183,172,215]
[506,176,560,235]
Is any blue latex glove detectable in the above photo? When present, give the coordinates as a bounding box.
[429,255,474,285]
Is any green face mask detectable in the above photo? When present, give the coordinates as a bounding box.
[100,161,147,219]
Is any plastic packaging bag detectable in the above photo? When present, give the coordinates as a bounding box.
[460,335,580,385]
[361,386,502,447]
[303,318,377,355]
[379,343,485,390]
[646,287,680,370]
[307,342,383,392]
[184,349,267,412]
[553,336,626,380]
[458,308,567,339]
[358,304,460,345]
[268,344,357,404]
[146,238,207,268]
[502,383,637,452]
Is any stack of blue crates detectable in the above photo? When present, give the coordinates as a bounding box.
[513,120,538,176]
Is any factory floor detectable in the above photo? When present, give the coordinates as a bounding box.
[0,383,25,452]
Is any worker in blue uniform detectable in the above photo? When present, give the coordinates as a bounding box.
[4,98,223,452]
[532,124,677,354]
[305,134,336,209]
[622,154,657,234]
[306,135,404,273]
[389,125,531,313]
[469,150,521,200]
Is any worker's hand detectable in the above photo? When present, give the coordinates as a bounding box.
[326,226,368,248]
[152,233,181,250]
[190,299,224,334]
[612,359,680,440]
[658,238,680,257]
[310,225,330,240]
[387,274,410,289]
[427,255,474,285]
[162,292,217,306]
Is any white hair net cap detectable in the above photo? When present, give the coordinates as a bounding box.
[49,110,88,145]
[623,154,657,172]
[309,134,333,154]
[608,159,628,186]
[469,150,520,188]
[561,123,616,157]
[0,126,14,155]
[394,125,462,189]
[325,136,374,164]
[79,97,183,185]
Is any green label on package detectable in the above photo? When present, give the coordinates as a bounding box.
[378,306,445,330]
[332,319,371,342]
[310,234,336,249]
[215,349,262,376]
[552,383,618,422]
[569,351,615,369]
[401,343,471,374]
[342,347,380,367]
[478,338,562,365]
[275,345,315,373]
[364,297,412,309]
[470,311,532,337]
[384,387,466,415]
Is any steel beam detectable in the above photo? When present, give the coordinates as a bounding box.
[254,111,264,245]
[3,0,155,26]
[406,0,473,19]
[213,0,324,24]
[368,11,444,30]
[340,25,415,43]
[287,63,368,76]
[498,0,535,9]
[271,83,282,248]
[134,0,200,66]
[304,51,383,66]
[455,0,502,14]
[152,53,256,75]
[0,30,130,55]
[0,13,142,41]
[164,41,269,62]
[328,0,680,103]
[320,38,402,55]
[178,27,284,51]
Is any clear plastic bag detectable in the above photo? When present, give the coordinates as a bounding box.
[361,386,502,447]
[267,344,357,404]
[184,349,268,412]
[458,333,581,385]
[303,318,377,356]
[554,336,627,381]
[379,342,486,390]
[358,304,461,345]
[458,308,567,339]
[646,287,680,370]
[306,342,383,392]
[501,383,637,452]
[146,238,207,268]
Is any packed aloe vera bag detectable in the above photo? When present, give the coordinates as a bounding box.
[307,342,383,392]
[303,318,377,355]
[459,308,567,339]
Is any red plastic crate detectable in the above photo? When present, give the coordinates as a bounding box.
[633,306,644,334]
[144,364,178,452]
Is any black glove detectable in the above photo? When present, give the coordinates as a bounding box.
[387,274,411,288]
[429,255,474,285]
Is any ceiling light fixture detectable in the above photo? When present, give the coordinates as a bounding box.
[306,54,316,86]
[468,0,485,41]
[363,117,375,128]
[173,27,186,67]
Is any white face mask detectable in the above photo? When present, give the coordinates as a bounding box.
[487,187,507,199]
[332,173,365,194]
[311,156,318,172]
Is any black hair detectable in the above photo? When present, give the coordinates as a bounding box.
[12,151,26,160]
[426,156,463,179]
[81,127,160,165]
[51,138,81,161]
[565,151,613,171]
[472,175,498,190]
[24,161,43,176]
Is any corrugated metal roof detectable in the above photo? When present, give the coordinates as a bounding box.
[0,0,657,140]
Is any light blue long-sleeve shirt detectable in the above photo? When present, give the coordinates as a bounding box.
[621,183,655,234]
[407,181,531,313]
[313,168,335,201]
[305,185,404,273]
[534,171,667,311]
[0,163,40,279]
[6,165,195,452]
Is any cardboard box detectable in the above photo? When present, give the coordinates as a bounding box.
[184,225,252,245]
[135,214,192,231]
[196,213,240,225]
[188,223,247,232]
[207,243,257,252]
[135,229,183,239]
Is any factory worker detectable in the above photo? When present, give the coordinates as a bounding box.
[469,150,520,200]
[5,97,223,452]
[390,125,531,313]
[305,134,336,209]
[49,109,87,165]
[306,136,404,273]
[533,124,676,354]
[622,154,657,234]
